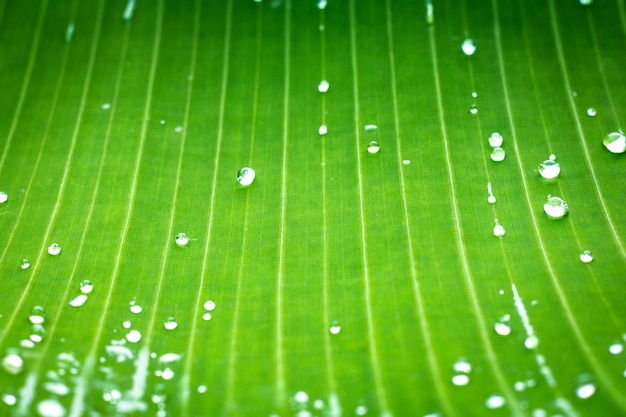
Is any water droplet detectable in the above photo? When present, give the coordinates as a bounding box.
[538,158,560,179]
[499,290,504,295]
[197,385,208,394]
[586,107,596,116]
[485,394,506,409]
[2,352,24,375]
[161,368,175,380]
[69,294,88,307]
[293,391,309,403]
[175,233,190,246]
[174,126,183,133]
[488,132,503,147]
[355,405,368,416]
[490,147,506,162]
[316,0,327,9]
[402,159,411,165]
[20,339,35,349]
[525,335,539,350]
[319,125,328,135]
[79,280,93,294]
[48,243,61,255]
[0,192,7,203]
[329,321,341,334]
[29,306,45,324]
[543,196,568,219]
[44,381,71,396]
[493,219,505,237]
[20,259,30,270]
[2,393,17,406]
[576,382,596,399]
[579,250,593,263]
[487,195,496,204]
[469,104,478,115]
[472,91,478,98]
[130,304,143,314]
[237,167,256,186]
[364,124,378,132]
[159,353,182,363]
[318,80,330,93]
[202,313,212,321]
[313,399,324,409]
[164,317,178,330]
[102,103,111,110]
[451,374,470,386]
[494,322,511,335]
[603,131,626,153]
[580,0,593,5]
[514,381,526,392]
[426,0,434,25]
[366,141,380,154]
[123,320,131,328]
[126,330,142,343]
[461,38,477,56]
[37,398,66,417]
[452,358,472,374]
[204,300,216,311]
[609,342,624,355]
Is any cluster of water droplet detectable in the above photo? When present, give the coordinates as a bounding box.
[451,357,472,386]
[488,133,506,162]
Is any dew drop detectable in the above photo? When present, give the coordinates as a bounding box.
[579,0,593,5]
[493,219,505,238]
[524,335,539,350]
[0,192,7,203]
[102,103,111,110]
[293,391,309,403]
[402,160,411,165]
[451,374,470,386]
[355,405,368,416]
[48,243,61,255]
[237,167,256,186]
[126,330,142,343]
[488,195,496,204]
[123,320,131,329]
[204,300,216,311]
[69,294,88,308]
[366,141,380,154]
[364,124,378,132]
[164,317,178,330]
[159,353,182,363]
[79,280,93,294]
[161,368,175,380]
[318,80,330,93]
[461,38,477,56]
[603,131,626,153]
[579,250,593,263]
[202,313,212,321]
[543,196,568,219]
[485,394,506,409]
[576,382,596,399]
[490,147,506,162]
[316,0,327,9]
[494,322,511,336]
[20,259,31,270]
[609,342,624,355]
[469,104,478,115]
[175,233,190,246]
[44,381,71,396]
[329,321,341,334]
[488,132,503,147]
[452,358,472,374]
[36,398,66,417]
[472,91,478,98]
[130,304,143,314]
[586,107,596,117]
[197,385,208,394]
[174,126,183,133]
[1,353,24,375]
[318,125,328,136]
[29,306,45,324]
[2,393,17,406]
[514,381,526,392]
[538,158,561,179]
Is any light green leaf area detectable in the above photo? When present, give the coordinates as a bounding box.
[0,0,625,416]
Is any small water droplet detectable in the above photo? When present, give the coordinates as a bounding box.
[543,196,568,219]
[451,374,470,386]
[485,394,506,409]
[48,243,61,255]
[490,147,506,162]
[461,38,477,56]
[316,0,327,9]
[472,91,478,98]
[576,382,596,399]
[202,313,212,321]
[237,167,256,186]
[69,294,88,307]
[426,0,434,24]
[514,381,526,392]
[329,321,341,334]
[402,159,411,165]
[579,250,593,263]
[44,381,71,396]
[355,405,368,416]
[452,358,472,374]
[488,132,503,147]
[364,124,378,132]
[20,259,31,270]
[160,368,175,380]
[366,141,380,154]
[609,342,624,355]
[494,322,511,335]
[2,393,17,406]
[20,339,35,349]
[175,233,190,246]
[487,195,496,204]
[130,304,143,314]
[603,131,626,153]
[79,280,93,294]
[318,80,330,93]
[499,290,504,295]
[37,398,66,417]
[293,391,309,403]
[159,353,182,363]
[0,192,8,203]
[586,107,596,116]
[525,335,539,349]
[538,158,560,179]
[126,330,142,343]
[580,0,593,5]
[1,352,24,375]
[204,300,216,311]
[319,125,328,135]
[493,219,505,237]
[174,126,183,133]
[197,385,208,394]
[160,119,166,125]
[29,306,45,324]
[469,104,478,115]
[164,317,178,330]
[123,320,131,328]
[102,103,111,110]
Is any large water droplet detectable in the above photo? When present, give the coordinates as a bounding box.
[329,321,341,334]
[488,132,503,147]
[20,259,30,270]
[494,322,511,335]
[609,342,624,355]
[586,107,597,117]
[461,39,477,56]
[80,280,93,294]
[367,141,380,154]
[318,80,330,93]
[538,158,560,179]
[164,317,178,330]
[451,374,470,386]
[29,306,45,324]
[237,167,256,186]
[543,196,568,219]
[37,398,66,417]
[603,131,626,153]
[175,233,190,246]
[579,250,593,263]
[490,147,506,162]
[69,294,88,307]
[0,192,7,203]
[1,353,24,375]
[126,330,142,343]
[48,243,61,255]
